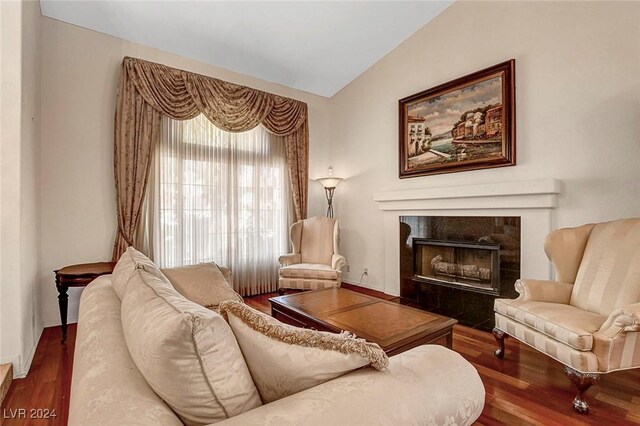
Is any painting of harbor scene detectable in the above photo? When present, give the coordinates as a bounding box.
[399,60,515,178]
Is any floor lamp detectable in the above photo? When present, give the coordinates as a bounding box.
[316,168,343,218]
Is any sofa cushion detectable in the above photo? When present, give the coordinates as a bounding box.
[161,263,243,310]
[112,247,162,300]
[495,298,606,351]
[278,263,338,280]
[121,268,261,425]
[219,300,388,404]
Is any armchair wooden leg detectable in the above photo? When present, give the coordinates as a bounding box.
[492,327,508,359]
[564,366,600,414]
[277,288,286,296]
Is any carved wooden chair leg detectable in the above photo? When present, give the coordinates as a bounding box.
[564,366,600,414]
[277,288,286,296]
[492,327,508,359]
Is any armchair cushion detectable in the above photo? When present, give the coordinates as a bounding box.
[279,263,339,281]
[495,313,599,372]
[219,301,388,404]
[495,299,606,351]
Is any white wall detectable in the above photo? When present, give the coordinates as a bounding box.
[0,0,42,377]
[329,1,640,291]
[39,17,332,327]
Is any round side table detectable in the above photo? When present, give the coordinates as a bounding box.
[54,262,116,343]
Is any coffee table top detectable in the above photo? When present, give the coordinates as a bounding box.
[269,288,457,353]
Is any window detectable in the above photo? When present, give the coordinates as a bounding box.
[146,114,291,295]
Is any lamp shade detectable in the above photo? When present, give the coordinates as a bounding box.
[316,177,343,189]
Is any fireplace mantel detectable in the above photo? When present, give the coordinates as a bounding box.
[373,178,560,211]
[371,178,561,297]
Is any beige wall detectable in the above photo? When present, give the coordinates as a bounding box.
[328,1,640,289]
[0,0,42,377]
[39,16,332,327]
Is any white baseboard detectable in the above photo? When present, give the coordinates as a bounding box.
[0,325,43,378]
[17,325,43,378]
[341,280,390,296]
[43,316,78,328]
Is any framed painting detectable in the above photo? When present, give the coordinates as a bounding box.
[399,60,515,178]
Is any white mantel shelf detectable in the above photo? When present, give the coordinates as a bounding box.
[373,178,561,211]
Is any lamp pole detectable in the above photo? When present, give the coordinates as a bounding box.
[324,187,336,218]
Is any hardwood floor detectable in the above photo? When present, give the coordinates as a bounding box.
[1,326,76,426]
[2,290,639,425]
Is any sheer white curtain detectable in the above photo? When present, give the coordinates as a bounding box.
[144,114,291,295]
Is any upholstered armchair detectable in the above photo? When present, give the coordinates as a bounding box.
[278,216,347,294]
[493,218,640,414]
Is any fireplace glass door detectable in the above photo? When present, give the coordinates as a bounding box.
[413,239,500,295]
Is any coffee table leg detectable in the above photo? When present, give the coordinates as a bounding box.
[445,331,453,349]
[56,278,69,343]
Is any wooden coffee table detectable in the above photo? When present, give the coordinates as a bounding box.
[269,288,457,356]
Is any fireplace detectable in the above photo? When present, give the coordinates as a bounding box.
[413,239,500,295]
[400,216,520,331]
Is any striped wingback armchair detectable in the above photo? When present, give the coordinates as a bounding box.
[278,216,347,294]
[493,218,640,414]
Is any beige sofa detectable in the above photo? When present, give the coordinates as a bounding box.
[70,274,485,425]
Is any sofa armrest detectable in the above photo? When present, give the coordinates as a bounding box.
[596,302,640,338]
[331,254,347,271]
[278,253,301,267]
[217,345,484,426]
[514,279,574,304]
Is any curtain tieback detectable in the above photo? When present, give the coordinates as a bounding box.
[118,223,135,247]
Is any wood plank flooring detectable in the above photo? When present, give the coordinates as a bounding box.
[2,289,639,425]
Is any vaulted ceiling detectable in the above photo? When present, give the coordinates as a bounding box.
[40,1,452,97]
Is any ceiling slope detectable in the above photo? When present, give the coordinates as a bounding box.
[40,1,452,97]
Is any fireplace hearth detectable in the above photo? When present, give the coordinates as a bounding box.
[400,216,520,331]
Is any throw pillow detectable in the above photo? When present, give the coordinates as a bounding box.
[161,263,243,310]
[218,300,388,404]
[121,268,262,425]
[111,247,162,300]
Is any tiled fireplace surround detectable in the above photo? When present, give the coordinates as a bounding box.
[373,178,561,330]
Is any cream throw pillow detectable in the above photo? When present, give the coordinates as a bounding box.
[121,268,262,426]
[219,301,388,404]
[161,263,243,310]
[112,247,161,300]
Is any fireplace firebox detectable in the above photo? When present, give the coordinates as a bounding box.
[413,239,500,296]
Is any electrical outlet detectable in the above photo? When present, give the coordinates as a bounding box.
[344,264,350,272]
[364,268,368,274]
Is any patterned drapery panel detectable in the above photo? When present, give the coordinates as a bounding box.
[112,57,309,261]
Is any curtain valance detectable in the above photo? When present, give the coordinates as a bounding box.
[112,57,309,260]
